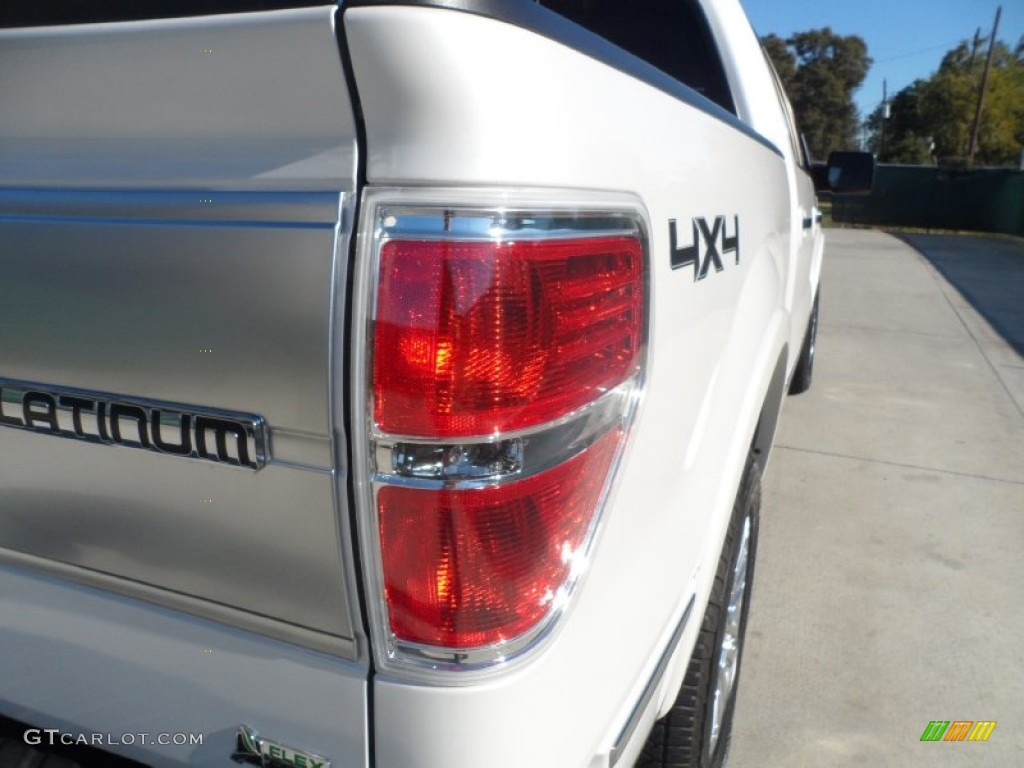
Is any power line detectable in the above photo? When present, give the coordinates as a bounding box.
[872,39,966,63]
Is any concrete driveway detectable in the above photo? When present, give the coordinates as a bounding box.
[729,229,1024,767]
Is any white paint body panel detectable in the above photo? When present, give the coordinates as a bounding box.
[0,1,822,766]
[344,3,821,767]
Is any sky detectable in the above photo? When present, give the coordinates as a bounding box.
[741,0,1024,122]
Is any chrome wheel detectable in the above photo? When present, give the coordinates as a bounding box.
[708,513,751,757]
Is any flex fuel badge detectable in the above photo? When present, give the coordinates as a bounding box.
[232,725,331,768]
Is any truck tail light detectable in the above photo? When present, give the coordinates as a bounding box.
[353,191,647,678]
[373,237,642,437]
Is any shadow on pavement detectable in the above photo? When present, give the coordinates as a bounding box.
[897,232,1024,357]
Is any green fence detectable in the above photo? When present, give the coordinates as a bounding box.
[832,165,1024,236]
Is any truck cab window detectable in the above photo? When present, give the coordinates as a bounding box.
[541,0,736,114]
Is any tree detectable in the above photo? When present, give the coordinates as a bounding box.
[763,28,872,159]
[951,40,1024,165]
[864,81,934,164]
[866,39,1024,166]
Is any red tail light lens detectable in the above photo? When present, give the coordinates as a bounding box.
[358,198,647,674]
[379,429,619,648]
[374,236,642,437]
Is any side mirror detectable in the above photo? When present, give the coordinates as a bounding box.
[812,151,876,195]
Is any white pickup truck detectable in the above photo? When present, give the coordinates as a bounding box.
[0,1,872,766]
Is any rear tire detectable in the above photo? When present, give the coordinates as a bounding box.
[637,455,761,768]
[788,289,819,395]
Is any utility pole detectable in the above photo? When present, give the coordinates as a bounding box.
[969,27,983,67]
[879,79,888,159]
[968,6,1002,167]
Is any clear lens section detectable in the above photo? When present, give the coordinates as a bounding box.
[392,439,524,480]
[373,236,643,438]
[378,428,620,649]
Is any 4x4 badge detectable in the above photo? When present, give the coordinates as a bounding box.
[232,725,331,768]
[669,215,740,280]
